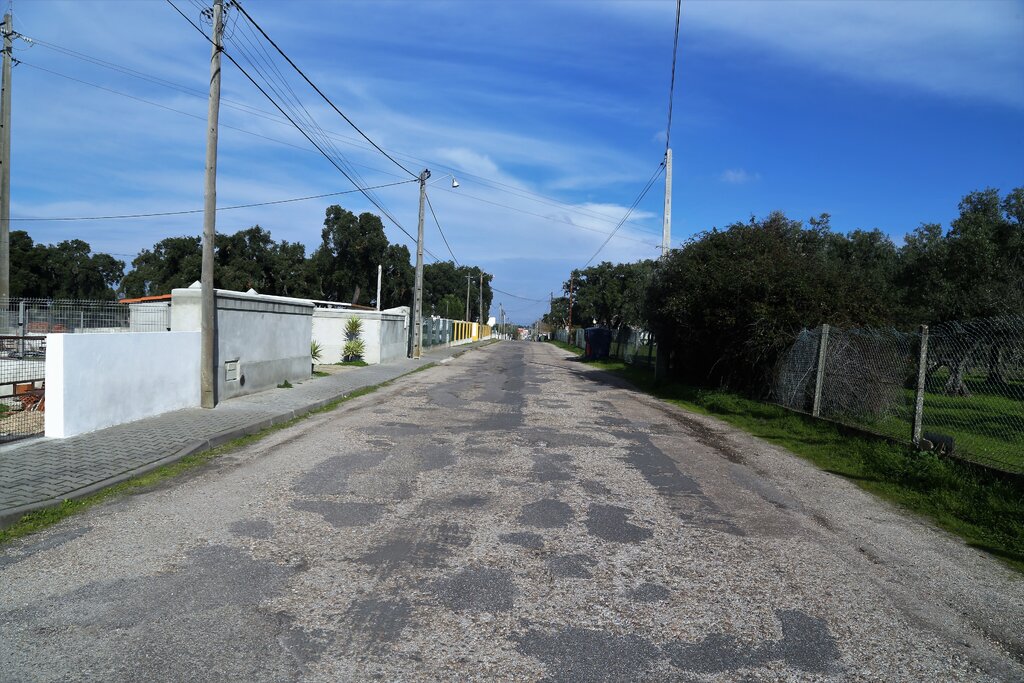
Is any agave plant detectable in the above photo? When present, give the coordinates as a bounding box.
[343,338,365,361]
[310,339,324,364]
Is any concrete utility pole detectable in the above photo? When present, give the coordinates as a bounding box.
[478,272,483,326]
[410,168,430,359]
[661,148,672,256]
[376,264,382,311]
[465,275,471,321]
[200,0,224,409]
[0,13,12,300]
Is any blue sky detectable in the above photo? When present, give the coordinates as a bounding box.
[7,0,1023,322]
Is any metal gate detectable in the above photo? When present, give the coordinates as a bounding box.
[0,334,46,442]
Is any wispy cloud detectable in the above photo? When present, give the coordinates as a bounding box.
[719,169,760,185]
[611,0,1024,109]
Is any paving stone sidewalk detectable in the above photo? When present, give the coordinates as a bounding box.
[0,342,487,527]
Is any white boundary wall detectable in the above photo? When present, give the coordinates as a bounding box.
[171,287,314,400]
[311,306,409,365]
[44,331,200,438]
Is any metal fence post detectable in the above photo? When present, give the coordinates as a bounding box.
[912,324,929,447]
[812,323,830,417]
[17,298,24,355]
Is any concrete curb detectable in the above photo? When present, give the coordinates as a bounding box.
[0,342,491,531]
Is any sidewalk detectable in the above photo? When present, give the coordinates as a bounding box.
[0,341,490,528]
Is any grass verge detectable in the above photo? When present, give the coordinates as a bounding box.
[548,343,1024,573]
[0,365,435,547]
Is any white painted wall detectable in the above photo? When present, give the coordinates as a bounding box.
[171,287,314,400]
[44,331,200,438]
[311,306,409,365]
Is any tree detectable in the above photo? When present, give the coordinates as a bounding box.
[423,261,493,321]
[9,231,124,300]
[120,235,202,298]
[306,206,411,306]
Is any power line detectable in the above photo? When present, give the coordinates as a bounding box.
[665,0,681,154]
[22,34,660,236]
[584,161,665,267]
[11,180,416,222]
[490,286,546,303]
[20,58,660,252]
[424,190,459,266]
[166,0,442,262]
[229,0,415,179]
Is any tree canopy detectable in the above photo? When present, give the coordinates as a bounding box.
[548,186,1024,394]
[9,231,124,300]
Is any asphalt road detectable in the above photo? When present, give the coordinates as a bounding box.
[1,342,1022,682]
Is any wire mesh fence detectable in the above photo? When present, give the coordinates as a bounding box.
[0,297,171,336]
[774,316,1024,474]
[0,297,170,442]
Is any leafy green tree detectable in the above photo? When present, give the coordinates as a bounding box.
[423,261,492,321]
[121,235,202,298]
[9,231,124,299]
[306,206,412,307]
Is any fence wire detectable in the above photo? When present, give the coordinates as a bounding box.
[0,297,170,442]
[775,316,1024,474]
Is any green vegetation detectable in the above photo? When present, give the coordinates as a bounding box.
[310,339,323,364]
[342,317,366,362]
[561,346,1024,573]
[276,380,293,389]
[336,359,368,367]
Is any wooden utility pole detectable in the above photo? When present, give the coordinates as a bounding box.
[0,13,12,299]
[661,148,672,256]
[200,0,224,409]
[411,168,430,359]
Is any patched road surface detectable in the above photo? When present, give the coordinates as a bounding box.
[2,343,1022,681]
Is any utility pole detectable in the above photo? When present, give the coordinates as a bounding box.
[0,13,12,300]
[567,272,575,342]
[410,168,430,359]
[200,0,224,409]
[478,272,483,327]
[465,275,472,321]
[661,148,672,256]
[376,264,382,311]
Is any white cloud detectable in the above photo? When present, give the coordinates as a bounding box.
[610,0,1024,109]
[718,168,760,185]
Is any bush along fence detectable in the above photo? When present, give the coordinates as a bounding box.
[774,315,1024,474]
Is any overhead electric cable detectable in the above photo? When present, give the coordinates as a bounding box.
[424,191,459,266]
[583,161,665,267]
[665,0,681,154]
[11,180,416,222]
[24,34,659,235]
[229,0,416,178]
[490,287,546,303]
[166,0,442,261]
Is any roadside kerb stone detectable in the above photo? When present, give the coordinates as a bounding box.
[0,341,493,530]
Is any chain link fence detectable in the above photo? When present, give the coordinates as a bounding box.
[774,316,1024,474]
